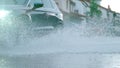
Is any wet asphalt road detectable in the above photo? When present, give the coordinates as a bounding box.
[0,13,120,68]
[1,53,120,68]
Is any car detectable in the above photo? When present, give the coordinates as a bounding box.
[0,0,63,27]
[0,0,63,45]
[26,0,64,29]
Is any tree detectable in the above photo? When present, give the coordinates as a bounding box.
[90,0,102,17]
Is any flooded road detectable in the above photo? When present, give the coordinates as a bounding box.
[0,13,120,68]
[1,53,120,68]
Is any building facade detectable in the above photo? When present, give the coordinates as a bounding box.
[54,0,89,16]
[54,0,120,22]
[55,0,78,13]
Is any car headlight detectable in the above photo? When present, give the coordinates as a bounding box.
[0,10,11,19]
[47,12,56,16]
[57,13,63,21]
[47,12,63,21]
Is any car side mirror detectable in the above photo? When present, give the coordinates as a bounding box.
[33,3,44,9]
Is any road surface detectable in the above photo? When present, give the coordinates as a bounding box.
[0,13,120,68]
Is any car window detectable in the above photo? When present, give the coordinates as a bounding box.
[0,0,28,5]
[30,0,54,8]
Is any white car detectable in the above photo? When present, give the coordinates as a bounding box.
[0,0,63,29]
[0,0,63,45]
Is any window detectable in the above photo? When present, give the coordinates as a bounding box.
[30,0,54,8]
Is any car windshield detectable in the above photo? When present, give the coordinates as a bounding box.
[0,0,28,5]
[30,0,54,8]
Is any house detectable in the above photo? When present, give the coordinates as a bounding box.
[54,0,88,17]
[79,0,120,21]
[54,0,75,13]
[54,0,120,22]
[54,0,101,15]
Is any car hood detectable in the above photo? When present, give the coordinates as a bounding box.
[0,5,61,14]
